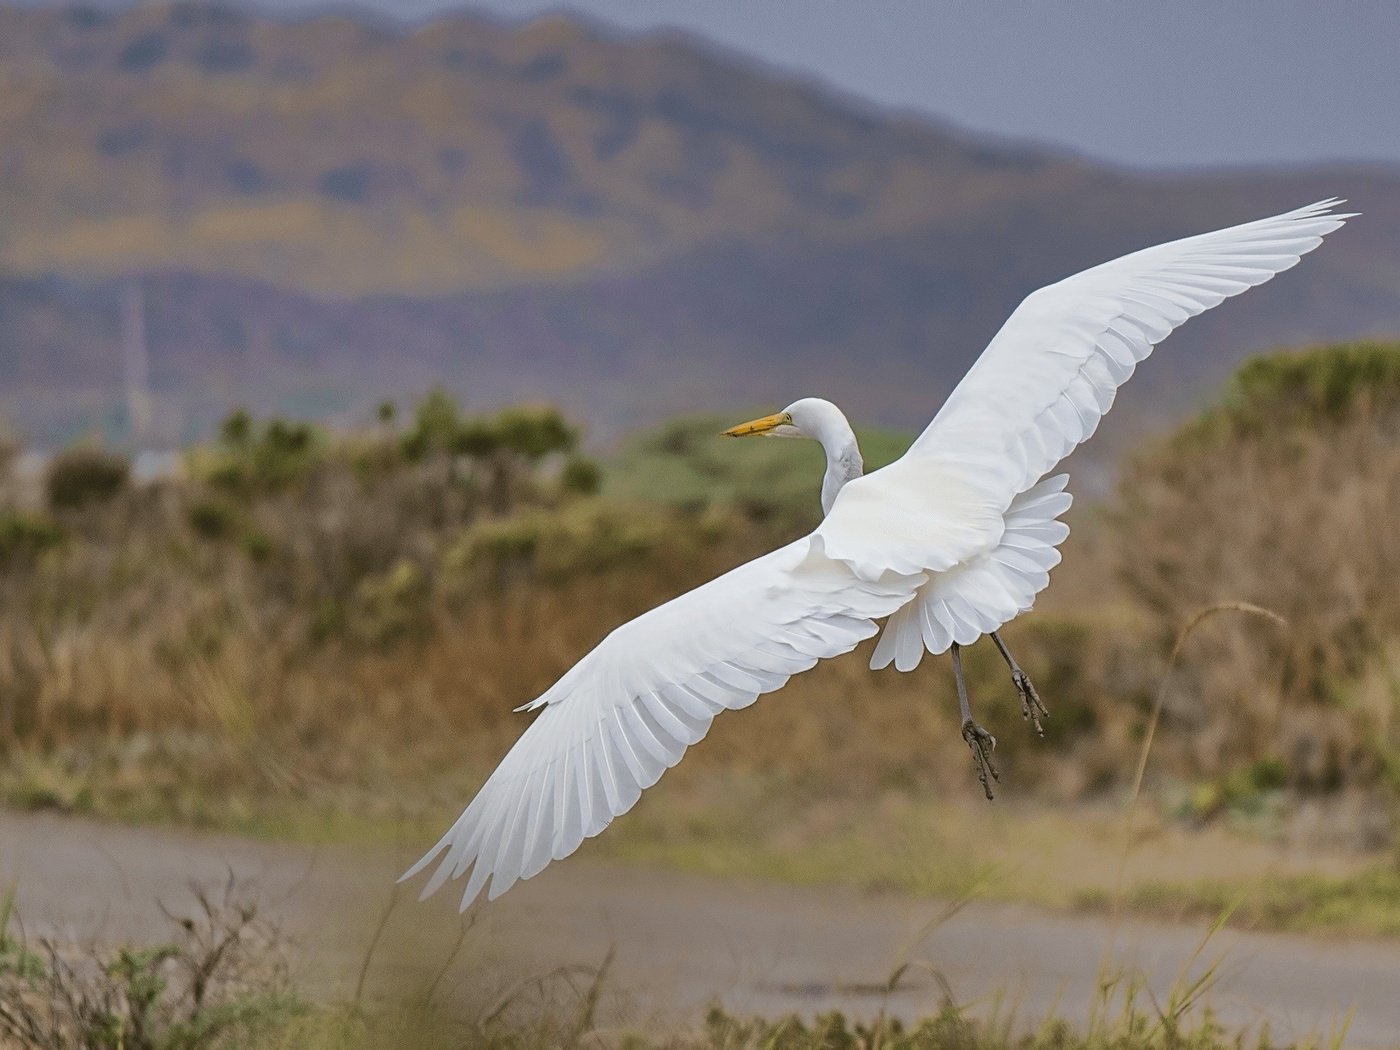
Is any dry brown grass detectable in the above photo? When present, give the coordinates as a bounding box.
[1,349,1399,865]
[0,400,1136,832]
[1118,416,1400,808]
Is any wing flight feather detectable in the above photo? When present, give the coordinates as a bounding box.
[859,199,1352,666]
[908,199,1354,498]
[401,539,923,908]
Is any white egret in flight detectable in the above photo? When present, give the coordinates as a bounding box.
[404,199,1352,908]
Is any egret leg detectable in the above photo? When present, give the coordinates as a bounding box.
[952,642,998,800]
[990,631,1048,737]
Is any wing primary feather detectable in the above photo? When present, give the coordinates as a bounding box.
[613,708,665,788]
[621,704,683,767]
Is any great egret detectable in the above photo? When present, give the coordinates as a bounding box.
[404,199,1352,908]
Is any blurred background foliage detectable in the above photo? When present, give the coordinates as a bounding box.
[0,342,1398,867]
[1114,342,1400,833]
[603,414,909,529]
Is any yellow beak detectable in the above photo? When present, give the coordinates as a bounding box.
[721,411,790,437]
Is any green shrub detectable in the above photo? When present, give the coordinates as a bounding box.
[201,415,324,495]
[0,513,64,563]
[493,405,576,461]
[1177,341,1400,447]
[450,417,498,459]
[452,517,540,577]
[243,530,273,563]
[350,558,431,644]
[604,413,911,525]
[446,504,671,589]
[252,420,316,484]
[0,888,43,984]
[0,879,303,1049]
[399,388,463,462]
[188,499,238,540]
[1116,341,1400,790]
[560,455,601,496]
[45,447,130,509]
[218,407,254,449]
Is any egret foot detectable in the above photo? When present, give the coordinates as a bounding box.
[1011,668,1048,737]
[950,641,999,800]
[991,631,1048,737]
[961,719,999,800]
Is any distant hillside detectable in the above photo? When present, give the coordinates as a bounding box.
[0,1,1073,296]
[0,2,1398,446]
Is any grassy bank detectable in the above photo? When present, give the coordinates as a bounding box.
[3,346,1400,938]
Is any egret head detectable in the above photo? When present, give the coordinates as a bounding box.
[721,398,849,442]
[723,398,862,514]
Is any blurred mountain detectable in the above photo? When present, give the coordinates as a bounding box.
[1,2,1398,446]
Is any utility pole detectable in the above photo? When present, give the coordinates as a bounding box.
[121,278,153,442]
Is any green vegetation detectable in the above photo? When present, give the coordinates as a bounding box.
[1092,865,1400,937]
[1118,341,1400,804]
[43,446,129,509]
[0,389,787,834]
[1180,341,1400,445]
[0,512,64,566]
[693,1002,1333,1050]
[604,414,912,526]
[4,344,1400,937]
[0,880,298,1049]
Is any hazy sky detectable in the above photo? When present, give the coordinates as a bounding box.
[32,0,1400,170]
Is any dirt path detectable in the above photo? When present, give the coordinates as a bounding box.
[2,809,1395,1046]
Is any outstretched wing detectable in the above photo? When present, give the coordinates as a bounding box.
[402,539,923,908]
[842,200,1353,668]
[907,199,1355,498]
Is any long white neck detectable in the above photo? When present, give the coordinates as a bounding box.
[820,431,863,515]
[781,397,864,516]
[800,411,862,515]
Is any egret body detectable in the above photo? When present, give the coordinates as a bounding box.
[403,199,1354,908]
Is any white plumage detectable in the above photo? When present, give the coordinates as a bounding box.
[867,198,1352,668]
[870,474,1071,672]
[406,538,923,906]
[403,199,1353,908]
